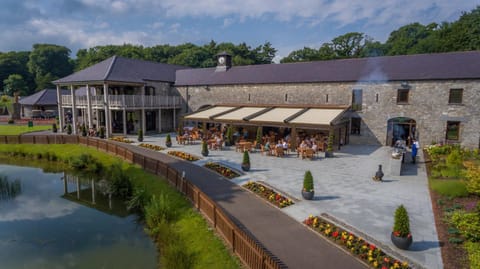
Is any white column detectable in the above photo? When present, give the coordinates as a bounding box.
[103,83,110,138]
[70,85,77,134]
[56,85,64,133]
[142,85,146,135]
[158,109,162,133]
[86,84,93,128]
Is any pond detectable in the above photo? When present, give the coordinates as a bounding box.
[0,164,157,269]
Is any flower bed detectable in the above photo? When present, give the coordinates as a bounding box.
[109,136,133,143]
[243,181,294,208]
[139,143,165,151]
[304,215,411,269]
[167,151,200,161]
[204,162,240,179]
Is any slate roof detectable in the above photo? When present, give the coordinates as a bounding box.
[54,56,187,85]
[175,51,480,86]
[19,89,69,106]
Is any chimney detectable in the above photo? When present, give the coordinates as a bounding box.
[215,51,232,72]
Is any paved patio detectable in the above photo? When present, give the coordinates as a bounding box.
[130,133,442,269]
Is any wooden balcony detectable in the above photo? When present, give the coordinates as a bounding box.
[61,95,182,109]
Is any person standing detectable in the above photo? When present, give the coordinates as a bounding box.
[411,139,419,164]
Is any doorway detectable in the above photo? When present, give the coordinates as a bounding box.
[387,117,416,146]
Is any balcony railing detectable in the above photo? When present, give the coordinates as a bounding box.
[61,95,182,109]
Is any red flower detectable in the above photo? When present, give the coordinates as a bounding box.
[369,244,376,250]
[332,231,339,238]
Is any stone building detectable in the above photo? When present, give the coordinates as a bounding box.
[175,51,480,148]
[55,51,480,148]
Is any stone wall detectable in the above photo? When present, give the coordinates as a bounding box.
[175,79,480,148]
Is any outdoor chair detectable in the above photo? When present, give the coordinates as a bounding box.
[275,147,284,157]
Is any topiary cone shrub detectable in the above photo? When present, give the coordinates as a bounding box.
[67,124,72,135]
[391,204,413,249]
[201,140,209,156]
[165,134,172,147]
[302,170,314,200]
[325,133,334,158]
[241,150,250,171]
[393,204,411,237]
[81,124,87,137]
[255,127,262,149]
[225,126,233,146]
[99,126,105,139]
[52,123,58,133]
[138,129,144,142]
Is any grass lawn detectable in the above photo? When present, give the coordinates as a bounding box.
[429,178,469,198]
[0,144,241,269]
[0,124,52,135]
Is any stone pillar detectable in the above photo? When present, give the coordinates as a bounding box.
[71,85,77,134]
[86,84,93,128]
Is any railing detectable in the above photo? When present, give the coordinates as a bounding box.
[0,135,286,269]
[61,95,182,109]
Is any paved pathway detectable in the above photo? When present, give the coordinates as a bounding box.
[133,133,443,269]
[24,131,444,268]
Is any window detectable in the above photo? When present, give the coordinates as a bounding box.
[397,89,409,104]
[448,89,463,104]
[351,89,363,111]
[350,117,361,135]
[446,121,460,140]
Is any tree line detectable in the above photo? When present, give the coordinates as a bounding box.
[1,6,478,96]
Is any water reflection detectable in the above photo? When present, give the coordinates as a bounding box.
[0,164,157,269]
[0,175,22,201]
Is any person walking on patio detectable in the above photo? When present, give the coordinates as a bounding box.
[411,139,419,164]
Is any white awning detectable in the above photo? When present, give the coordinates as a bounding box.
[215,107,265,121]
[182,105,348,129]
[184,106,235,120]
[288,108,345,126]
[248,108,303,124]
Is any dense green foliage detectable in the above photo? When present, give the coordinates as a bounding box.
[303,170,314,192]
[449,210,480,242]
[281,6,480,62]
[465,242,480,269]
[1,6,479,95]
[393,205,411,237]
[429,179,469,198]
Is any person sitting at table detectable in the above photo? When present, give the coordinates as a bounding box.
[282,139,289,153]
[215,135,223,150]
[264,141,271,155]
[312,143,318,153]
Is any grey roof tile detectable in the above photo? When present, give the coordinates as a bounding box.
[19,89,69,106]
[175,51,480,86]
[54,56,187,85]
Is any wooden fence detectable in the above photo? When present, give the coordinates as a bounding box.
[0,135,286,269]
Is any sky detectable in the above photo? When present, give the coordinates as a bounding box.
[0,0,479,62]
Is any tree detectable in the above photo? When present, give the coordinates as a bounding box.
[331,32,365,58]
[0,51,35,94]
[3,74,29,96]
[385,23,434,55]
[28,44,73,90]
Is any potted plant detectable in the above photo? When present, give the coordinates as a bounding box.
[391,204,413,250]
[301,170,314,200]
[52,123,58,133]
[138,129,143,142]
[201,140,209,157]
[81,124,87,137]
[99,126,105,139]
[67,124,72,135]
[241,150,250,171]
[165,134,172,147]
[325,133,334,158]
[255,127,262,149]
